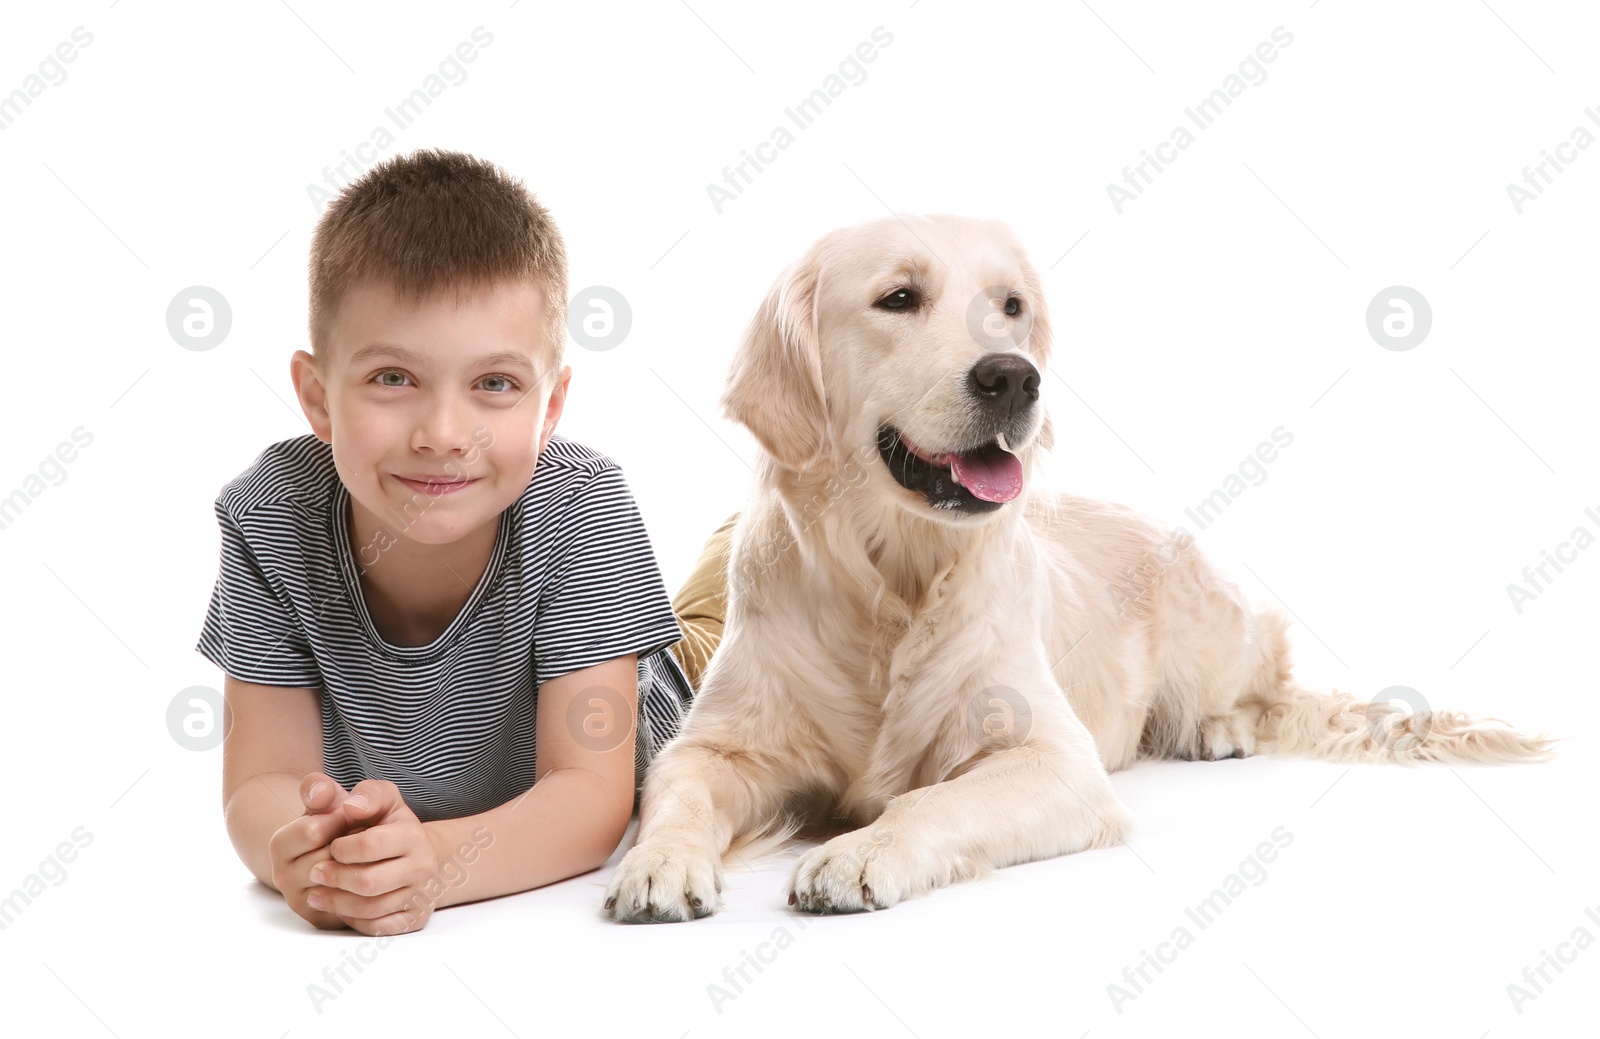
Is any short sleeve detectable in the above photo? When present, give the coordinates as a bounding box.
[534,466,683,688]
[194,501,322,687]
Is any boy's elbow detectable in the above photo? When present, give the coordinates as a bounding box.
[560,768,635,867]
[586,827,628,871]
[590,786,635,863]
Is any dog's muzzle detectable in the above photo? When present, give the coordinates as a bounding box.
[876,424,1023,513]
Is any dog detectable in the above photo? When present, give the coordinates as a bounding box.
[602,213,1552,922]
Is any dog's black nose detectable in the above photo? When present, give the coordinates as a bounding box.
[968,355,1040,417]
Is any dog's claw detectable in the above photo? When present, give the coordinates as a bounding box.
[605,838,723,923]
[788,891,797,906]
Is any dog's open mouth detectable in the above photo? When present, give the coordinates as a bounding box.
[876,424,1023,512]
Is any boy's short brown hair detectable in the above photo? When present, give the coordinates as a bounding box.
[308,148,568,378]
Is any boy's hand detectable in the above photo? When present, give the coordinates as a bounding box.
[307,779,446,936]
[298,771,354,819]
[267,772,360,930]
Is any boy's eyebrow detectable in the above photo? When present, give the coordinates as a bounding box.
[348,342,538,375]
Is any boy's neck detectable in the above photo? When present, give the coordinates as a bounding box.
[346,499,501,647]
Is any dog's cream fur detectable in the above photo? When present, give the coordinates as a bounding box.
[603,214,1551,922]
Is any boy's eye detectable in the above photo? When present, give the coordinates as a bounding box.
[371,370,519,394]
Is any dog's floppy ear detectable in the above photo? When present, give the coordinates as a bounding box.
[720,251,829,472]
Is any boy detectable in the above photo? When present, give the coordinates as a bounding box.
[196,148,730,935]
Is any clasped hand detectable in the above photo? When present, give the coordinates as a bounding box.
[266,772,447,936]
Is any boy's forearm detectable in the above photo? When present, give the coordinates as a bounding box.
[421,768,632,910]
[223,770,308,890]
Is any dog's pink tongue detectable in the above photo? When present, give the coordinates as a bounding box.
[952,446,1023,502]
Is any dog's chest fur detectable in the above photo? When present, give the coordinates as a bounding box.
[814,533,1026,824]
[741,487,1049,822]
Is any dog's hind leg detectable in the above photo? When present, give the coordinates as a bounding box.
[1175,606,1553,765]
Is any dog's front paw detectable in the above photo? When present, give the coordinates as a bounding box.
[603,838,723,923]
[787,825,926,914]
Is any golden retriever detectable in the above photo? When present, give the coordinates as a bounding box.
[603,214,1551,922]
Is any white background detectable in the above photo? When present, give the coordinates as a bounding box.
[1,1,1596,1036]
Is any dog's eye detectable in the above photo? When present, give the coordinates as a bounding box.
[874,288,919,312]
[1004,297,1022,317]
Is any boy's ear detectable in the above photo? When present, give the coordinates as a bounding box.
[290,349,333,444]
[719,252,829,472]
[539,365,571,449]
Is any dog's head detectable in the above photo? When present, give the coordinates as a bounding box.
[721,213,1055,525]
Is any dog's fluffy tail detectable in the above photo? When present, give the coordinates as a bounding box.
[1255,681,1557,765]
[1241,607,1555,765]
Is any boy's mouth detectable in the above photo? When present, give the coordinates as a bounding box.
[395,475,479,496]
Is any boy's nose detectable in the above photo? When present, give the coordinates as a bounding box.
[411,401,478,454]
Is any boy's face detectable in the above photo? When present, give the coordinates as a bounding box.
[290,278,570,548]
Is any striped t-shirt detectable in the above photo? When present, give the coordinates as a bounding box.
[194,433,693,821]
